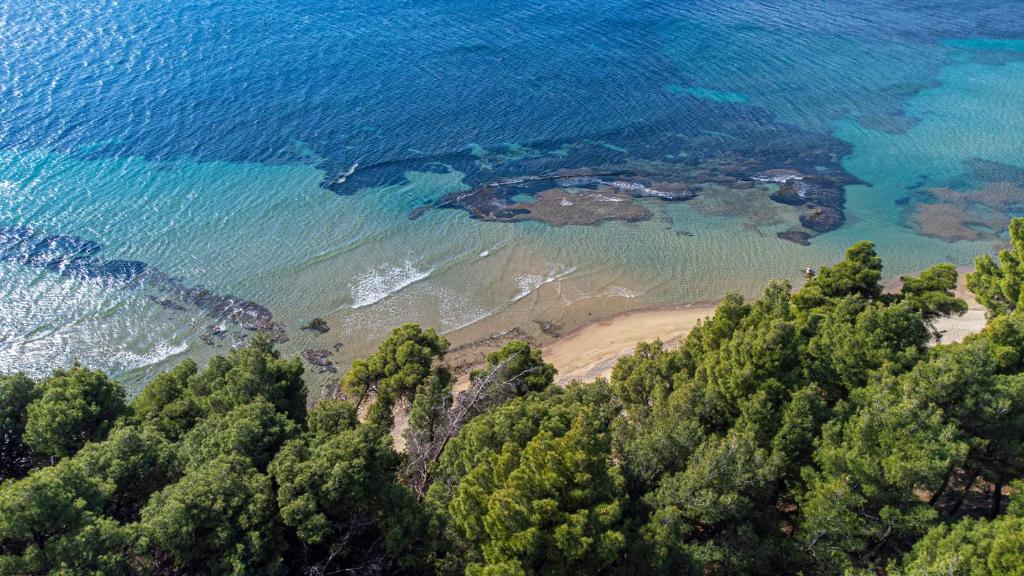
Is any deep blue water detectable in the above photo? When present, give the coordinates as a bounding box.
[2,0,1024,384]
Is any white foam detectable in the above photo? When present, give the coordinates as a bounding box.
[513,274,552,302]
[605,286,639,298]
[350,260,432,308]
[112,341,188,371]
[512,265,576,302]
[607,180,671,197]
[333,162,359,185]
[753,172,804,184]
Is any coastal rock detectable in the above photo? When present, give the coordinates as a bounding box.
[535,320,563,338]
[777,229,812,246]
[910,183,1024,242]
[302,349,337,373]
[506,188,652,226]
[301,318,330,334]
[800,205,844,233]
[0,226,288,342]
[330,98,860,244]
[769,180,808,206]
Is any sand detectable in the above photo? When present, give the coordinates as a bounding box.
[928,266,988,345]
[541,303,717,385]
[445,265,989,393]
[538,267,988,387]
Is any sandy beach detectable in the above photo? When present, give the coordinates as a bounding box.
[536,267,988,387]
[541,303,717,385]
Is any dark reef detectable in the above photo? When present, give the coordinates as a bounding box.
[302,348,337,373]
[324,98,860,243]
[300,318,331,334]
[0,226,287,342]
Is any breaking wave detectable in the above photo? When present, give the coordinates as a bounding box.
[350,260,433,308]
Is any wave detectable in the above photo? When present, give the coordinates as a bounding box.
[512,265,576,302]
[332,162,359,186]
[607,180,670,197]
[112,341,189,371]
[752,171,804,184]
[350,260,432,308]
[605,286,639,298]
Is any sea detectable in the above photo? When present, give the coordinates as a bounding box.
[2,0,1024,391]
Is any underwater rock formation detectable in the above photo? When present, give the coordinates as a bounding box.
[302,348,336,373]
[910,182,1024,242]
[0,226,287,341]
[328,98,860,244]
[300,317,330,333]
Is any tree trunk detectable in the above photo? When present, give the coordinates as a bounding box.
[949,467,980,516]
[991,482,1003,519]
[928,467,953,506]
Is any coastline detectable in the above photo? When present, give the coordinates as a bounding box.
[447,266,989,390]
[541,303,717,385]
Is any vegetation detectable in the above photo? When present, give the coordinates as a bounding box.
[4,222,1024,575]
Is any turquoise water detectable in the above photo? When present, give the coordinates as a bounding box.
[1,1,1024,387]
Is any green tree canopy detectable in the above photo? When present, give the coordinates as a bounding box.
[469,340,556,394]
[24,365,127,460]
[139,453,286,575]
[0,373,39,481]
[793,241,884,310]
[968,218,1024,317]
[342,323,449,427]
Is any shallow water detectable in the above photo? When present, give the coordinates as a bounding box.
[1,1,1023,389]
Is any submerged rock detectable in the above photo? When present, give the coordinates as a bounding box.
[800,205,844,233]
[0,226,289,342]
[302,349,337,373]
[331,97,860,243]
[777,229,812,246]
[535,320,563,338]
[301,318,331,334]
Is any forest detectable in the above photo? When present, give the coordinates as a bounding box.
[5,222,1024,575]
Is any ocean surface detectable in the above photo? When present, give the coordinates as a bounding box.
[2,0,1024,391]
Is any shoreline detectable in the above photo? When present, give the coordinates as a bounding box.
[450,266,989,390]
[541,302,718,385]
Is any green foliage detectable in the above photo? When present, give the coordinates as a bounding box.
[610,339,681,408]
[304,397,358,439]
[5,228,1024,576]
[180,397,298,471]
[0,456,115,573]
[269,423,429,572]
[894,491,1024,576]
[130,358,201,441]
[191,333,307,423]
[470,340,556,394]
[642,427,787,574]
[793,241,883,309]
[24,365,127,459]
[900,263,969,320]
[75,425,181,522]
[140,453,286,575]
[439,390,626,576]
[342,323,449,427]
[968,218,1024,316]
[0,373,39,481]
[803,297,929,397]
